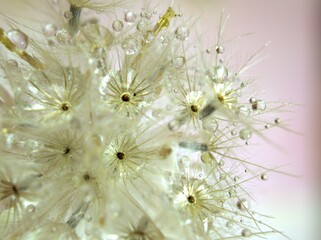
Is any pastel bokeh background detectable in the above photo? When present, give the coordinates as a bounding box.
[0,0,320,239]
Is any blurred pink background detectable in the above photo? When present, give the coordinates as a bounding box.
[181,1,320,239]
[1,0,320,239]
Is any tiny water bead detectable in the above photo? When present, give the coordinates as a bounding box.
[202,117,218,133]
[172,56,185,68]
[25,204,36,213]
[237,199,250,211]
[212,66,228,82]
[175,26,190,40]
[241,228,252,237]
[6,29,29,50]
[43,23,58,37]
[124,11,137,23]
[121,38,140,55]
[137,19,148,32]
[261,174,268,181]
[64,10,73,20]
[251,99,266,111]
[112,20,124,32]
[275,117,281,124]
[236,105,250,118]
[239,128,252,140]
[201,151,214,164]
[56,28,71,44]
[215,45,225,54]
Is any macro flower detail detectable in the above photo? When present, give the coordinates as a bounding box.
[0,1,295,239]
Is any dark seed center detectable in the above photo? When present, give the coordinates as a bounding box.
[121,93,130,102]
[191,105,199,113]
[187,195,196,204]
[116,152,125,160]
[61,103,70,111]
[63,147,71,154]
[83,174,91,181]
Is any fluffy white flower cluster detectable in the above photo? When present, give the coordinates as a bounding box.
[0,1,291,239]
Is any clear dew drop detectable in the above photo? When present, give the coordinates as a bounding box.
[173,56,185,68]
[64,10,73,20]
[212,65,228,82]
[7,59,18,67]
[25,204,36,213]
[43,23,57,37]
[249,97,256,104]
[231,130,237,136]
[121,38,140,55]
[215,45,225,54]
[261,174,268,181]
[265,123,271,129]
[252,99,266,111]
[275,117,281,124]
[137,19,148,31]
[201,151,214,164]
[236,105,250,118]
[237,199,250,211]
[112,20,124,32]
[6,29,29,50]
[124,11,137,23]
[242,228,252,237]
[175,26,190,40]
[168,119,180,131]
[56,28,71,44]
[239,128,252,140]
[202,117,218,133]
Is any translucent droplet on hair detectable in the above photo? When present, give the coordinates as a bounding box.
[242,228,252,237]
[112,20,124,32]
[173,56,185,68]
[239,128,252,140]
[43,23,57,37]
[125,11,137,23]
[202,117,218,133]
[252,99,266,111]
[261,173,268,181]
[236,105,250,118]
[121,38,140,55]
[64,11,73,20]
[25,204,36,213]
[175,26,190,40]
[7,29,29,50]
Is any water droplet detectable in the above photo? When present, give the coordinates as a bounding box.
[252,99,266,111]
[25,204,36,213]
[237,199,250,211]
[212,66,228,82]
[219,160,225,166]
[125,11,137,23]
[121,38,140,55]
[168,119,180,131]
[43,23,57,37]
[206,48,211,54]
[226,221,233,228]
[239,128,252,140]
[236,105,250,118]
[112,20,124,32]
[231,130,237,136]
[201,151,214,164]
[215,45,225,54]
[7,29,29,50]
[261,174,268,181]
[202,117,218,133]
[137,19,148,31]
[64,10,73,20]
[173,56,185,68]
[7,59,18,67]
[264,123,271,129]
[56,28,71,44]
[144,32,155,44]
[249,97,256,103]
[275,117,281,124]
[242,229,251,237]
[234,176,239,181]
[175,26,190,40]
